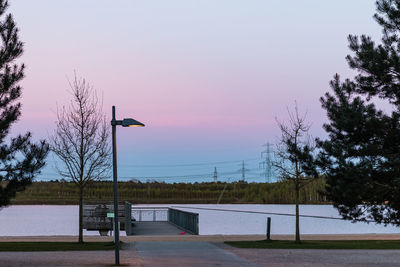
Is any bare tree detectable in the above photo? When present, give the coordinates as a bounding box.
[274,103,318,243]
[51,73,111,243]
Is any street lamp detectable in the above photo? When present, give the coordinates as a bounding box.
[111,106,144,266]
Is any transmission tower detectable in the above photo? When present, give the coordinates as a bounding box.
[238,160,250,181]
[242,161,245,180]
[260,142,273,183]
[213,167,218,182]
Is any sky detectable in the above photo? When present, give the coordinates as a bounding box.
[6,0,382,182]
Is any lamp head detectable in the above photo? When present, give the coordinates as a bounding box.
[122,118,145,127]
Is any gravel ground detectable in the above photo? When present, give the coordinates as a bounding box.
[0,250,141,267]
[223,245,400,267]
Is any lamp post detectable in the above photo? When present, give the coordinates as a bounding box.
[111,106,144,266]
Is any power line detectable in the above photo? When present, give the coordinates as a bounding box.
[118,158,259,168]
[37,158,264,182]
[170,206,376,222]
[119,170,241,180]
[36,167,262,178]
[34,174,265,182]
[37,168,263,181]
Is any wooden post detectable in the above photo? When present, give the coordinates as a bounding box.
[266,217,271,240]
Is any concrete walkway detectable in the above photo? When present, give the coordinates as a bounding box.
[134,241,257,267]
[133,222,187,236]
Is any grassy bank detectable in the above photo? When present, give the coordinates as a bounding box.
[12,179,328,205]
[0,242,116,251]
[226,240,400,249]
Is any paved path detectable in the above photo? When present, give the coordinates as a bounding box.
[135,241,257,266]
[133,222,187,236]
[2,235,400,266]
[2,242,400,266]
[225,247,400,267]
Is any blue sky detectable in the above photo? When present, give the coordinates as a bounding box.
[7,0,382,182]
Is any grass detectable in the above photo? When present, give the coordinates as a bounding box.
[225,240,400,249]
[0,242,117,252]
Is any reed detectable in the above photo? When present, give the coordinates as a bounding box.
[12,178,328,205]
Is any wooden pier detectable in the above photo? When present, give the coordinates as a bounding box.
[133,221,188,235]
[83,203,199,236]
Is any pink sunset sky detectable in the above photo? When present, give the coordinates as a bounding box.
[7,0,381,181]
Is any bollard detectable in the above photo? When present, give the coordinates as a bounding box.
[266,217,271,240]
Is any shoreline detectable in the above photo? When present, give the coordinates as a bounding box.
[0,234,400,242]
[8,202,333,205]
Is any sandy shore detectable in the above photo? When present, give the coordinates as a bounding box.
[0,233,400,242]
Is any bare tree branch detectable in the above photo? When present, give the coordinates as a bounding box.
[50,72,111,243]
[273,102,318,243]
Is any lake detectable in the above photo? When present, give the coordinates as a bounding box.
[0,204,398,236]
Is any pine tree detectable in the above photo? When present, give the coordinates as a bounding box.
[0,0,49,207]
[318,0,400,225]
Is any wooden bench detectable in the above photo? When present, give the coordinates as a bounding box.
[83,202,133,236]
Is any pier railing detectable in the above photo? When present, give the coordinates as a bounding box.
[131,206,169,222]
[168,208,199,235]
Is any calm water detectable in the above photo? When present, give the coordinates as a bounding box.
[0,204,398,236]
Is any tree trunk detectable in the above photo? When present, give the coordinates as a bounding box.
[295,181,300,243]
[78,186,83,243]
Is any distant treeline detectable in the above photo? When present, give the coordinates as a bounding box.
[12,178,328,205]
